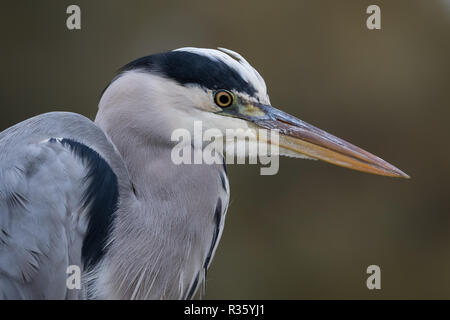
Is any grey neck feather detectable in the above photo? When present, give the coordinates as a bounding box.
[92,83,227,299]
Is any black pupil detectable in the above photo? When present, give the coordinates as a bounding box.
[219,94,230,105]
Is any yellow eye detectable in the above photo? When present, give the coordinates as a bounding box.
[214,90,233,108]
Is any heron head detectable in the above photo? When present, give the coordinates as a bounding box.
[99,47,408,178]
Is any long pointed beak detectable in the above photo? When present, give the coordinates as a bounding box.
[220,101,409,178]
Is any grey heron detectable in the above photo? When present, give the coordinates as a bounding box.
[0,47,408,299]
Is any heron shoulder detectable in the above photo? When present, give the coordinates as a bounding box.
[0,112,128,298]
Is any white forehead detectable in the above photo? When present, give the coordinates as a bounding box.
[174,47,270,104]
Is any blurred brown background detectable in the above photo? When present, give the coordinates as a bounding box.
[1,0,449,299]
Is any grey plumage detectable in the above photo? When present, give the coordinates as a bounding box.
[0,112,130,299]
[0,47,408,300]
[0,111,228,299]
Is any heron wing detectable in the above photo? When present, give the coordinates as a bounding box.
[0,112,124,299]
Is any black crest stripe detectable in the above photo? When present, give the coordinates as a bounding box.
[120,51,257,96]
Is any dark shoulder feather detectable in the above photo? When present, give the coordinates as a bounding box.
[51,138,119,270]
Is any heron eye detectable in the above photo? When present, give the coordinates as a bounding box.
[214,90,233,108]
